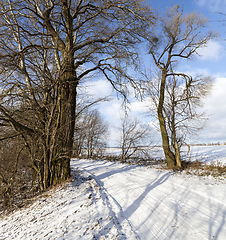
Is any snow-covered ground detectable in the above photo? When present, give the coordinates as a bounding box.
[71,159,226,240]
[0,169,136,239]
[186,145,226,164]
[1,146,226,239]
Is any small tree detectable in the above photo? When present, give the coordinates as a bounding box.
[119,114,151,162]
[74,109,108,158]
[147,6,214,168]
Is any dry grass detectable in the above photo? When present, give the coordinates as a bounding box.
[181,160,226,177]
[0,140,39,216]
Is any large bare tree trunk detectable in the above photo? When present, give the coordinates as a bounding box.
[50,54,77,186]
[158,110,176,168]
[44,3,77,187]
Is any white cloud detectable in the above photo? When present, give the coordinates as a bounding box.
[195,0,226,11]
[100,100,123,124]
[197,40,225,61]
[203,78,226,112]
[129,99,150,113]
[182,66,211,76]
[98,97,159,146]
[198,77,226,142]
[80,76,226,145]
[100,77,226,145]
[97,99,123,146]
[80,79,113,98]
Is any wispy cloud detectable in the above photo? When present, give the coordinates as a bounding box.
[195,0,226,11]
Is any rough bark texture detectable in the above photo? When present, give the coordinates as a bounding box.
[158,72,176,168]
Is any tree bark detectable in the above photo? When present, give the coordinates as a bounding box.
[158,71,176,168]
[172,104,181,168]
[46,2,77,187]
[50,54,77,185]
[171,82,181,168]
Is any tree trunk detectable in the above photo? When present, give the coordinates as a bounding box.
[38,4,77,189]
[43,51,77,188]
[171,81,182,168]
[174,140,181,168]
[158,71,176,168]
[54,60,77,184]
[158,109,176,168]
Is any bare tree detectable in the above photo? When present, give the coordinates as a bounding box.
[147,6,214,168]
[0,0,154,189]
[119,114,151,162]
[73,87,110,158]
[74,109,108,158]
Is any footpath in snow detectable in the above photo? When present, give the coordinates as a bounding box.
[1,158,226,239]
[0,168,136,240]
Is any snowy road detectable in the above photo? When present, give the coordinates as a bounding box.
[72,159,226,240]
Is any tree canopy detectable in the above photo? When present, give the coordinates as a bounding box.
[0,0,154,189]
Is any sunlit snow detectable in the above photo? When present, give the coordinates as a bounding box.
[1,146,226,239]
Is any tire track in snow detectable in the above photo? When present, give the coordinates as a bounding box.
[79,168,139,240]
[101,169,206,240]
[106,173,175,240]
[106,168,226,239]
[72,159,226,240]
[74,162,181,239]
[81,166,169,240]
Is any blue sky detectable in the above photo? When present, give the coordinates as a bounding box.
[82,0,226,146]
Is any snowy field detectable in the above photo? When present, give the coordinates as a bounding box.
[104,145,226,165]
[185,145,226,164]
[1,146,226,239]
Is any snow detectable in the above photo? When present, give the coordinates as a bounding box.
[0,170,136,239]
[186,145,226,165]
[1,146,226,239]
[72,159,226,240]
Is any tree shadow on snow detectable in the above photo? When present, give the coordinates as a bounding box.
[73,160,226,240]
